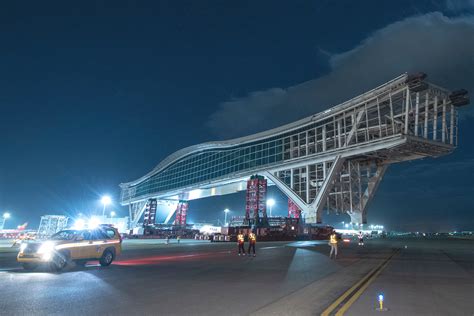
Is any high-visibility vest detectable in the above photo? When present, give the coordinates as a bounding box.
[249,233,256,242]
[330,234,337,244]
[238,234,244,243]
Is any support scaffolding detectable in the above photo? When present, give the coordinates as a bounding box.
[142,198,158,227]
[174,201,188,226]
[245,175,268,227]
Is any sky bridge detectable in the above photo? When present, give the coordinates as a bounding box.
[120,73,469,228]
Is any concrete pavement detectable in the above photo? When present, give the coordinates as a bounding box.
[344,239,473,316]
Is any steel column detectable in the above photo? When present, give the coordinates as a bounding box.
[424,92,429,138]
[450,105,455,145]
[442,99,447,143]
[433,96,438,140]
[404,88,410,134]
[415,92,419,136]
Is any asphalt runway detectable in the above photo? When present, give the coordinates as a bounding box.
[0,237,472,316]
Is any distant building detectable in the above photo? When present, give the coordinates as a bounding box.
[37,215,69,238]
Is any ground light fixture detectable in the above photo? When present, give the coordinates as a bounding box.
[376,294,387,311]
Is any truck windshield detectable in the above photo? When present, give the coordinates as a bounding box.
[50,230,80,240]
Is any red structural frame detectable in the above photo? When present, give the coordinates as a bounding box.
[174,201,188,226]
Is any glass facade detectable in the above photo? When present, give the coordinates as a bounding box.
[124,117,341,201]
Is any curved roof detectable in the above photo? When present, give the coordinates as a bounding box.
[121,73,409,187]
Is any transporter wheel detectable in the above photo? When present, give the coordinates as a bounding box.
[99,249,114,267]
[22,263,38,271]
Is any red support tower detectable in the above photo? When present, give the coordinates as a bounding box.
[245,175,268,226]
[288,199,301,219]
[174,201,188,226]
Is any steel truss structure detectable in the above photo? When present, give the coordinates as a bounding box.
[121,73,469,227]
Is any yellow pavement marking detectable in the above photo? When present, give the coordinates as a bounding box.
[335,256,393,316]
[321,251,397,316]
[320,265,379,316]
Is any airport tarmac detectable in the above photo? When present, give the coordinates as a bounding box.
[0,237,472,315]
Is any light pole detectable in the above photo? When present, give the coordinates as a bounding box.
[1,212,11,230]
[101,196,111,217]
[267,199,275,217]
[224,209,230,226]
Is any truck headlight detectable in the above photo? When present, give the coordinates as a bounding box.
[20,243,28,252]
[37,241,55,260]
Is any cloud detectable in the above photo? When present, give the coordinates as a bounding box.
[445,0,474,12]
[207,12,474,139]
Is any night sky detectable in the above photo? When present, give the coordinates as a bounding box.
[1,1,473,231]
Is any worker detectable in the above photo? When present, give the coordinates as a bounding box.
[247,231,257,257]
[329,231,338,259]
[237,230,245,255]
[358,231,364,246]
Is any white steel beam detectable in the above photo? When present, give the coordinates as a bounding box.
[442,99,447,143]
[263,171,309,214]
[389,93,395,134]
[433,96,438,140]
[130,201,147,229]
[404,87,410,134]
[450,105,454,145]
[360,164,388,223]
[424,92,429,138]
[344,109,365,147]
[308,155,345,223]
[164,204,178,224]
[415,92,419,136]
[322,125,327,152]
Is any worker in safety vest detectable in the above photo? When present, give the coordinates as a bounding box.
[237,231,245,256]
[358,231,364,246]
[329,231,338,259]
[247,231,257,257]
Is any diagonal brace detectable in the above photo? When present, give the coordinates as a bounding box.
[309,155,345,223]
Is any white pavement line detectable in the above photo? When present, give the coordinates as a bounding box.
[0,267,22,272]
[260,246,286,250]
